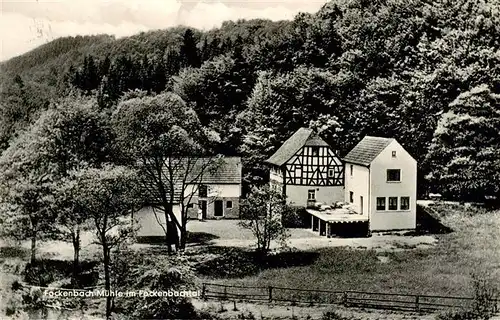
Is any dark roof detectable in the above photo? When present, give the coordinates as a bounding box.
[343,136,394,166]
[187,157,242,184]
[266,128,329,166]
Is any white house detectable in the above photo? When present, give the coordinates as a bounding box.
[269,129,418,236]
[343,136,417,232]
[135,157,242,238]
[266,128,345,207]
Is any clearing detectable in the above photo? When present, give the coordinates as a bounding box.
[185,219,437,251]
[200,203,500,299]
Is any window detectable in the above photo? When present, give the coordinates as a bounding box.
[376,197,386,210]
[328,168,335,177]
[349,191,354,203]
[198,185,208,198]
[226,201,233,209]
[311,147,319,156]
[388,197,398,210]
[187,203,194,209]
[308,189,316,201]
[400,197,410,210]
[387,169,401,182]
[350,164,353,176]
[392,151,397,158]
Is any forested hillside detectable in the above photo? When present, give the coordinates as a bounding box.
[1,0,499,201]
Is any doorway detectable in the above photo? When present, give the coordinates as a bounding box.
[214,200,223,217]
[199,200,207,219]
[360,196,364,214]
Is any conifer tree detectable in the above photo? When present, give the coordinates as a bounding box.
[179,29,200,68]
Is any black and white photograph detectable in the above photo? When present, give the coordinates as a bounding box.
[1,0,500,319]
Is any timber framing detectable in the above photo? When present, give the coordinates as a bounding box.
[284,146,344,186]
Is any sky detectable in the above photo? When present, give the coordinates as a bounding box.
[0,0,327,62]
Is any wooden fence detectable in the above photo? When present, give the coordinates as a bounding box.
[201,283,499,313]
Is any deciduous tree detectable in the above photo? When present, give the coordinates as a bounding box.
[72,165,141,318]
[0,125,56,263]
[112,92,221,252]
[425,84,500,202]
[238,185,290,257]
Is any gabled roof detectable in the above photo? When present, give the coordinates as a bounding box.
[144,157,241,204]
[266,128,329,167]
[343,136,395,166]
[187,157,242,184]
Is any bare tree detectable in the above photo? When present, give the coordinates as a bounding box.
[112,92,221,253]
[143,156,223,250]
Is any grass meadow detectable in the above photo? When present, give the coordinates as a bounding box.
[202,203,500,298]
[1,202,499,319]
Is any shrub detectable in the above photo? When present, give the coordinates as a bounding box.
[470,272,499,319]
[237,310,256,319]
[435,310,479,320]
[0,246,29,260]
[4,291,29,319]
[23,261,59,286]
[435,272,499,320]
[2,259,27,275]
[113,251,200,319]
[239,186,291,255]
[195,249,259,278]
[322,311,352,320]
[6,280,48,317]
[281,206,309,228]
[23,259,99,288]
[195,310,224,319]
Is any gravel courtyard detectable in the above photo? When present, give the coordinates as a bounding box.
[187,220,437,252]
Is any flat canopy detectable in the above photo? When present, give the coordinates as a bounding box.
[307,208,369,223]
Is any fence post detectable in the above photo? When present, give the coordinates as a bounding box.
[268,286,273,303]
[415,295,420,312]
[342,292,348,307]
[224,286,227,300]
[202,283,206,300]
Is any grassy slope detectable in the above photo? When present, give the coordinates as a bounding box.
[2,203,498,318]
[208,204,500,298]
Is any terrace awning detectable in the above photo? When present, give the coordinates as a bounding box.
[307,209,369,223]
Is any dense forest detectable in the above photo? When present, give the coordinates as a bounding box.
[1,0,500,202]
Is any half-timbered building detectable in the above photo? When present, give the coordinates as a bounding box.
[269,130,417,236]
[266,128,344,207]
